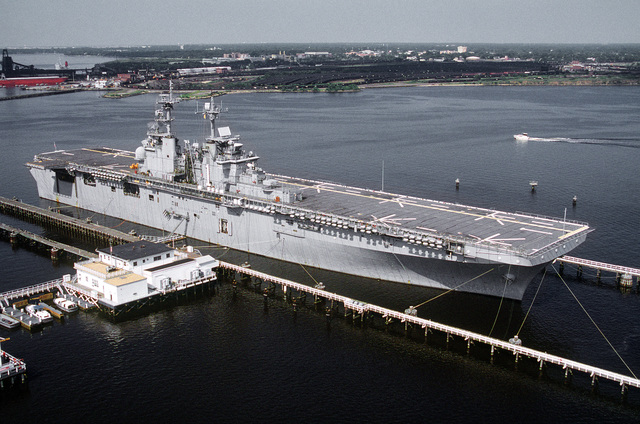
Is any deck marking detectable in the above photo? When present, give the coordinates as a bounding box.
[520,227,553,235]
[372,214,417,227]
[286,176,581,234]
[82,148,135,159]
[417,226,437,233]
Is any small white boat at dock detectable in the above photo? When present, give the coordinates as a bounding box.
[0,313,20,329]
[53,297,78,313]
[25,304,53,323]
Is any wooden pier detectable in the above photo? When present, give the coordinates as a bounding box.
[555,255,640,287]
[219,260,640,398]
[0,278,66,304]
[0,222,98,261]
[0,196,138,246]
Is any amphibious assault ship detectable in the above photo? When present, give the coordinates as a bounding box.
[27,90,591,299]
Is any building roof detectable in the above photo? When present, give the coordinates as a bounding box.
[145,258,194,272]
[105,272,147,287]
[98,240,173,261]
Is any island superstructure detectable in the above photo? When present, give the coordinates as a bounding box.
[26,90,591,299]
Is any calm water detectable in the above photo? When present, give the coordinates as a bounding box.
[1,86,640,422]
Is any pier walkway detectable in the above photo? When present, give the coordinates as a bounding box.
[0,196,138,245]
[556,256,640,278]
[0,278,65,304]
[555,255,640,287]
[219,260,640,395]
[0,222,97,260]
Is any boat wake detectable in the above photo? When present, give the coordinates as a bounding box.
[517,135,640,149]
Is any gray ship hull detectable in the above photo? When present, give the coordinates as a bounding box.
[29,164,560,299]
[26,92,589,301]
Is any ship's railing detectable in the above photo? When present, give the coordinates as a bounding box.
[66,162,586,261]
[514,210,589,227]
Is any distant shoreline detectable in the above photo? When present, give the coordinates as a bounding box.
[2,74,637,102]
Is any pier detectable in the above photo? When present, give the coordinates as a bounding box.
[555,255,640,287]
[0,338,26,389]
[0,88,82,102]
[0,222,97,261]
[0,278,75,329]
[219,260,640,398]
[0,196,138,246]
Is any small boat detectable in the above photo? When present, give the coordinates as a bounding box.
[25,304,53,323]
[53,297,78,313]
[514,133,530,141]
[0,314,20,329]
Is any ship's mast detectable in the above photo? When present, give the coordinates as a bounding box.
[204,97,220,142]
[148,81,180,142]
[203,97,229,156]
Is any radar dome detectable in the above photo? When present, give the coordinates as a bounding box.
[135,146,146,161]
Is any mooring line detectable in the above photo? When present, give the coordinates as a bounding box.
[488,265,511,338]
[516,268,547,336]
[299,263,320,285]
[552,263,638,379]
[413,267,496,309]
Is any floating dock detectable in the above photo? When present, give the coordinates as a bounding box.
[219,260,640,398]
[0,277,94,329]
[0,306,42,331]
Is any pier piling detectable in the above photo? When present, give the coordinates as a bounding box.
[215,260,640,398]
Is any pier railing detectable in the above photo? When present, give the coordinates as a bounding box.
[220,260,640,391]
[66,163,578,262]
[0,278,63,302]
[0,351,27,381]
[556,255,640,278]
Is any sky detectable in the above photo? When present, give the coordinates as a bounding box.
[2,0,640,47]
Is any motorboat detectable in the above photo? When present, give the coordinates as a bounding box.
[0,313,20,329]
[25,304,53,323]
[53,297,78,313]
[513,133,530,141]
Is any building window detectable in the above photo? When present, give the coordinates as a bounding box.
[154,255,161,261]
[133,261,138,266]
[166,253,170,258]
[111,186,116,192]
[220,219,228,234]
[149,195,154,201]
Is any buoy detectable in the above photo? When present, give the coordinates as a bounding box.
[572,195,577,206]
[529,181,538,192]
[455,178,460,190]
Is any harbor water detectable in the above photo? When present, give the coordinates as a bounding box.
[1,86,640,422]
